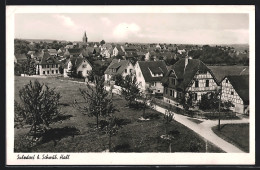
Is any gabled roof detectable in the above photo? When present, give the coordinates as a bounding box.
[48,49,57,53]
[27,51,35,55]
[64,57,92,69]
[68,48,82,55]
[15,53,27,61]
[39,52,61,65]
[138,60,168,83]
[162,59,217,90]
[177,45,185,50]
[104,59,131,76]
[208,66,249,84]
[225,75,249,104]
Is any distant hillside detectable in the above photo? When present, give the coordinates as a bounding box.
[210,44,249,52]
[18,38,67,43]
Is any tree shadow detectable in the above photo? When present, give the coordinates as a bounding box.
[52,114,73,123]
[37,126,81,147]
[59,103,70,107]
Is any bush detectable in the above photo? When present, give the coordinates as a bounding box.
[189,140,203,152]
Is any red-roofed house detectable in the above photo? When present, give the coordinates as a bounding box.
[135,60,168,93]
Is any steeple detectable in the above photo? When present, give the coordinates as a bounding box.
[82,31,88,43]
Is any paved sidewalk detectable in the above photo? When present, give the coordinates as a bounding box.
[153,104,248,153]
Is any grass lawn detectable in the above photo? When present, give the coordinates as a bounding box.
[14,76,223,153]
[212,123,249,153]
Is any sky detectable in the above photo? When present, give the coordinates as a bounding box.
[15,13,249,44]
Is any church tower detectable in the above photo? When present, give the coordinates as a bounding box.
[82,31,88,43]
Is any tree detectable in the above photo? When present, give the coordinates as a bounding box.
[161,107,174,152]
[111,74,124,86]
[121,74,141,107]
[198,92,234,111]
[59,65,64,74]
[139,88,154,118]
[100,40,106,45]
[100,115,123,151]
[14,80,61,137]
[21,57,36,75]
[180,92,193,112]
[73,76,117,129]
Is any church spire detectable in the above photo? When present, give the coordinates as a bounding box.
[82,31,88,43]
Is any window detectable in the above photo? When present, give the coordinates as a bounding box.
[125,69,127,73]
[158,90,160,92]
[43,71,45,74]
[42,65,45,68]
[206,80,209,87]
[47,65,49,68]
[47,71,49,74]
[194,93,198,100]
[170,90,173,96]
[56,70,58,74]
[226,79,228,83]
[52,70,54,74]
[165,88,168,94]
[56,64,58,68]
[172,78,176,85]
[195,80,199,87]
[130,69,132,73]
[231,91,234,95]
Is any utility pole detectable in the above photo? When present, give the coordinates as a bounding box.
[218,83,222,131]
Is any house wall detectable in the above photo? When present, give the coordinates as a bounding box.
[39,64,60,76]
[221,77,245,114]
[76,60,92,78]
[150,81,164,93]
[121,63,135,78]
[186,71,218,101]
[113,47,119,56]
[135,62,146,91]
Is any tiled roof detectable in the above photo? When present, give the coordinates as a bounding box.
[104,59,130,76]
[15,53,27,60]
[39,52,61,65]
[48,49,57,53]
[162,59,218,91]
[225,75,249,104]
[208,66,249,84]
[138,60,168,83]
[68,48,82,55]
[64,57,92,69]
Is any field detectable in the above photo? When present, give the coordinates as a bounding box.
[14,76,223,152]
[212,123,249,153]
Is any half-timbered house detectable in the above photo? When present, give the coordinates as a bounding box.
[161,58,219,105]
[221,75,249,114]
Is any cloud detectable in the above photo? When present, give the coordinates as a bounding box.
[100,17,111,26]
[54,14,76,28]
[113,23,141,39]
